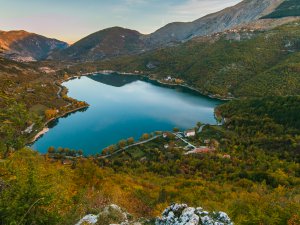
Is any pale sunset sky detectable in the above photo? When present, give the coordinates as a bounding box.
[0,0,241,44]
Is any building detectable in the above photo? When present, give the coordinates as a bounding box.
[185,147,214,155]
[223,154,231,159]
[165,76,172,81]
[184,129,196,137]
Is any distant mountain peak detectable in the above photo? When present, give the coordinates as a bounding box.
[144,0,285,47]
[10,0,297,62]
[0,30,68,62]
[51,0,293,62]
[50,26,145,62]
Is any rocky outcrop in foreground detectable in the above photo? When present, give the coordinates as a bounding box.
[156,203,233,225]
[76,203,233,225]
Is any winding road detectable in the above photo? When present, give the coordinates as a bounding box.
[101,135,161,158]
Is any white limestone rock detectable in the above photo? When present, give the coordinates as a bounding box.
[156,203,233,225]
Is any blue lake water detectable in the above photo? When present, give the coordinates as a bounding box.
[32,73,222,155]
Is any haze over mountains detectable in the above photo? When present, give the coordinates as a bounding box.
[1,0,299,62]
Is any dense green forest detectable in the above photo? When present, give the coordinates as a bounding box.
[66,21,300,98]
[262,0,300,19]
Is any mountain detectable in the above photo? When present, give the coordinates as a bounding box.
[0,30,68,62]
[144,0,284,47]
[262,0,300,18]
[50,27,145,61]
[52,0,289,62]
[69,20,300,98]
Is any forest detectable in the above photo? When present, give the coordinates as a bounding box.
[0,96,299,225]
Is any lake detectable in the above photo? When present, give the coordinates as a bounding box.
[32,73,222,155]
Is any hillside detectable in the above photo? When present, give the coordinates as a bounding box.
[1,95,299,224]
[50,27,145,62]
[0,57,88,154]
[0,30,68,61]
[1,1,300,224]
[144,0,284,47]
[51,0,289,62]
[67,20,300,98]
[262,0,300,18]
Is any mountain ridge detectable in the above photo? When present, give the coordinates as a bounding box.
[2,0,300,62]
[49,27,145,61]
[0,30,68,62]
[51,0,290,62]
[143,0,285,47]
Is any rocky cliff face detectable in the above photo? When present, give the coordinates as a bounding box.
[144,0,284,47]
[0,30,68,62]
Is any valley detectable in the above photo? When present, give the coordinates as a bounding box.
[0,0,300,224]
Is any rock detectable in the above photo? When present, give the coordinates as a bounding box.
[75,204,132,225]
[75,203,233,225]
[75,214,98,225]
[146,61,159,70]
[156,203,233,225]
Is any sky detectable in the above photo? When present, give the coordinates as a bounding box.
[0,0,241,44]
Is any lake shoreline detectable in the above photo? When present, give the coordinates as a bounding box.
[80,70,234,101]
[30,71,222,154]
[28,105,89,146]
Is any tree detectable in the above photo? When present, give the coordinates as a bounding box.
[78,149,83,156]
[45,109,58,120]
[140,133,150,141]
[0,103,32,157]
[127,137,135,145]
[0,162,59,224]
[118,140,127,148]
[47,146,55,154]
[210,139,220,150]
[173,127,180,132]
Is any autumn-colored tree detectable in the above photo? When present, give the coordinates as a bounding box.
[45,109,58,120]
[63,74,69,80]
[47,146,55,154]
[140,133,150,141]
[210,139,220,150]
[288,215,300,225]
[118,140,127,148]
[127,137,135,145]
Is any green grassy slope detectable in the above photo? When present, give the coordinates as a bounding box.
[262,0,300,19]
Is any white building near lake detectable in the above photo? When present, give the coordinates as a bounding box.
[184,129,196,137]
